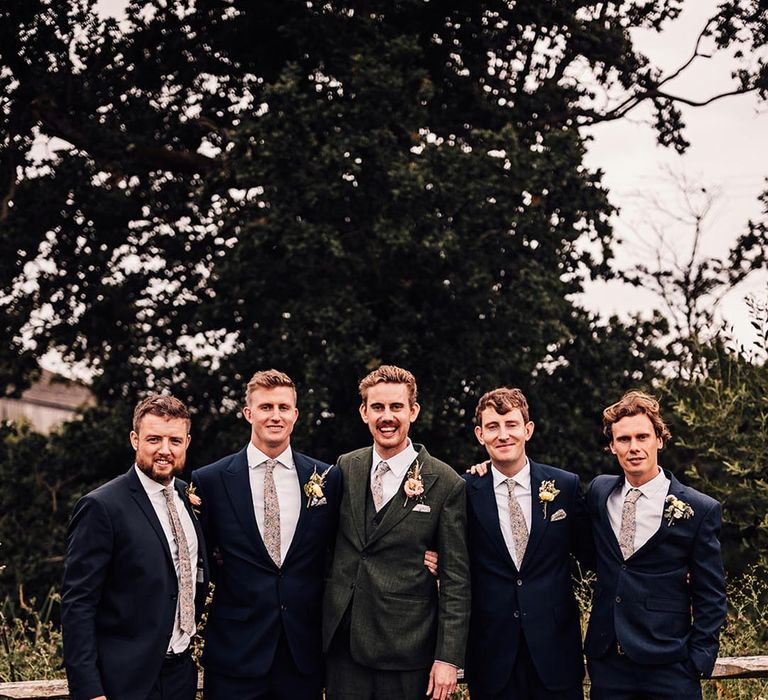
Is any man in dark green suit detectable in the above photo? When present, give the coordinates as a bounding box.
[323,365,470,700]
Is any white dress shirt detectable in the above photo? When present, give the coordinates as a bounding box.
[370,439,419,508]
[134,465,198,653]
[491,461,532,568]
[607,467,670,553]
[247,442,301,564]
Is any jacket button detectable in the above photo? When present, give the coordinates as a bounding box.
[516,579,523,586]
[621,564,627,570]
[281,605,287,611]
[615,596,622,603]
[513,611,520,618]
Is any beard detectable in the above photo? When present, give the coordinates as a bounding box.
[136,454,185,485]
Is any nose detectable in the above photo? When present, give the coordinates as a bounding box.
[498,425,510,440]
[159,437,173,453]
[381,406,394,421]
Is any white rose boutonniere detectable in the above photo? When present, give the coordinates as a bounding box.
[538,480,560,519]
[403,461,425,507]
[186,483,202,516]
[664,495,694,526]
[304,466,332,507]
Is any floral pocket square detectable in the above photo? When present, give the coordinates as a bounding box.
[413,503,431,513]
[550,508,567,522]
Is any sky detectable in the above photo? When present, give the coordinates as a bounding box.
[579,0,767,349]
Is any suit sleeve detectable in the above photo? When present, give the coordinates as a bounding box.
[435,477,471,667]
[571,479,595,571]
[61,496,113,700]
[688,499,727,677]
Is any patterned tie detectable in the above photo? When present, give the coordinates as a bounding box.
[506,478,529,566]
[619,488,643,559]
[263,459,281,566]
[162,485,195,636]
[372,460,390,511]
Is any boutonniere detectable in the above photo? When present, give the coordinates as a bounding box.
[664,495,694,526]
[538,480,560,519]
[304,466,331,507]
[403,460,425,507]
[186,483,202,516]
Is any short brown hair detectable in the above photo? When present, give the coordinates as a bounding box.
[475,387,530,424]
[603,390,671,442]
[132,395,191,434]
[359,365,418,406]
[245,369,297,404]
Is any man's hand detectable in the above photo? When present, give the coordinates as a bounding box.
[212,545,224,567]
[89,696,107,700]
[424,550,439,577]
[426,660,457,700]
[466,460,489,477]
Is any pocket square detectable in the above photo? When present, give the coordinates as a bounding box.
[413,503,431,513]
[550,508,567,522]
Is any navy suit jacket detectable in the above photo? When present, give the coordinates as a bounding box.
[585,470,726,677]
[192,448,341,678]
[464,460,591,693]
[61,467,209,700]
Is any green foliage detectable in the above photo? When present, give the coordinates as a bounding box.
[0,407,132,602]
[663,341,768,575]
[0,588,63,683]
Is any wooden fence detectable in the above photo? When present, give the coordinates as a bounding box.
[1,657,767,699]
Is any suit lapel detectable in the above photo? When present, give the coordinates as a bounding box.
[521,461,549,569]
[175,479,208,576]
[347,448,371,549]
[470,472,515,568]
[127,466,174,569]
[367,446,438,547]
[632,469,678,556]
[282,452,315,563]
[598,475,625,560]
[222,449,271,560]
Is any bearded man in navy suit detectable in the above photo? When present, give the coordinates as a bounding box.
[62,395,209,700]
[192,369,341,700]
[464,387,591,700]
[585,391,727,700]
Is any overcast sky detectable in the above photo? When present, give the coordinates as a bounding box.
[579,0,767,349]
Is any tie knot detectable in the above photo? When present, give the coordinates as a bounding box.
[264,458,278,472]
[163,484,174,500]
[625,488,642,504]
[506,477,516,493]
[375,460,390,477]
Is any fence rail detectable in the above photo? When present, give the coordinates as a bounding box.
[1,658,767,699]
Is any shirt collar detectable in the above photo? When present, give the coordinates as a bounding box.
[372,439,419,479]
[134,463,173,496]
[621,466,668,498]
[491,459,531,491]
[246,442,295,470]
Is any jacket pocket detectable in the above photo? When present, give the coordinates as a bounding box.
[645,596,689,614]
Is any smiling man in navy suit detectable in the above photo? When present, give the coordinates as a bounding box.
[192,369,341,700]
[464,387,591,700]
[585,391,727,700]
[62,395,209,700]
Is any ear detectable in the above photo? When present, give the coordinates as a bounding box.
[609,442,617,455]
[129,430,139,450]
[359,403,368,423]
[658,437,664,450]
[185,434,192,448]
[474,425,485,445]
[524,421,535,441]
[408,401,421,422]
[243,405,253,424]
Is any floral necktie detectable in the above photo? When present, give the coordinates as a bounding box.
[263,459,281,566]
[163,485,195,635]
[372,461,390,511]
[506,478,529,566]
[619,488,643,559]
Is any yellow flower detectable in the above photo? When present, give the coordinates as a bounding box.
[539,491,555,503]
